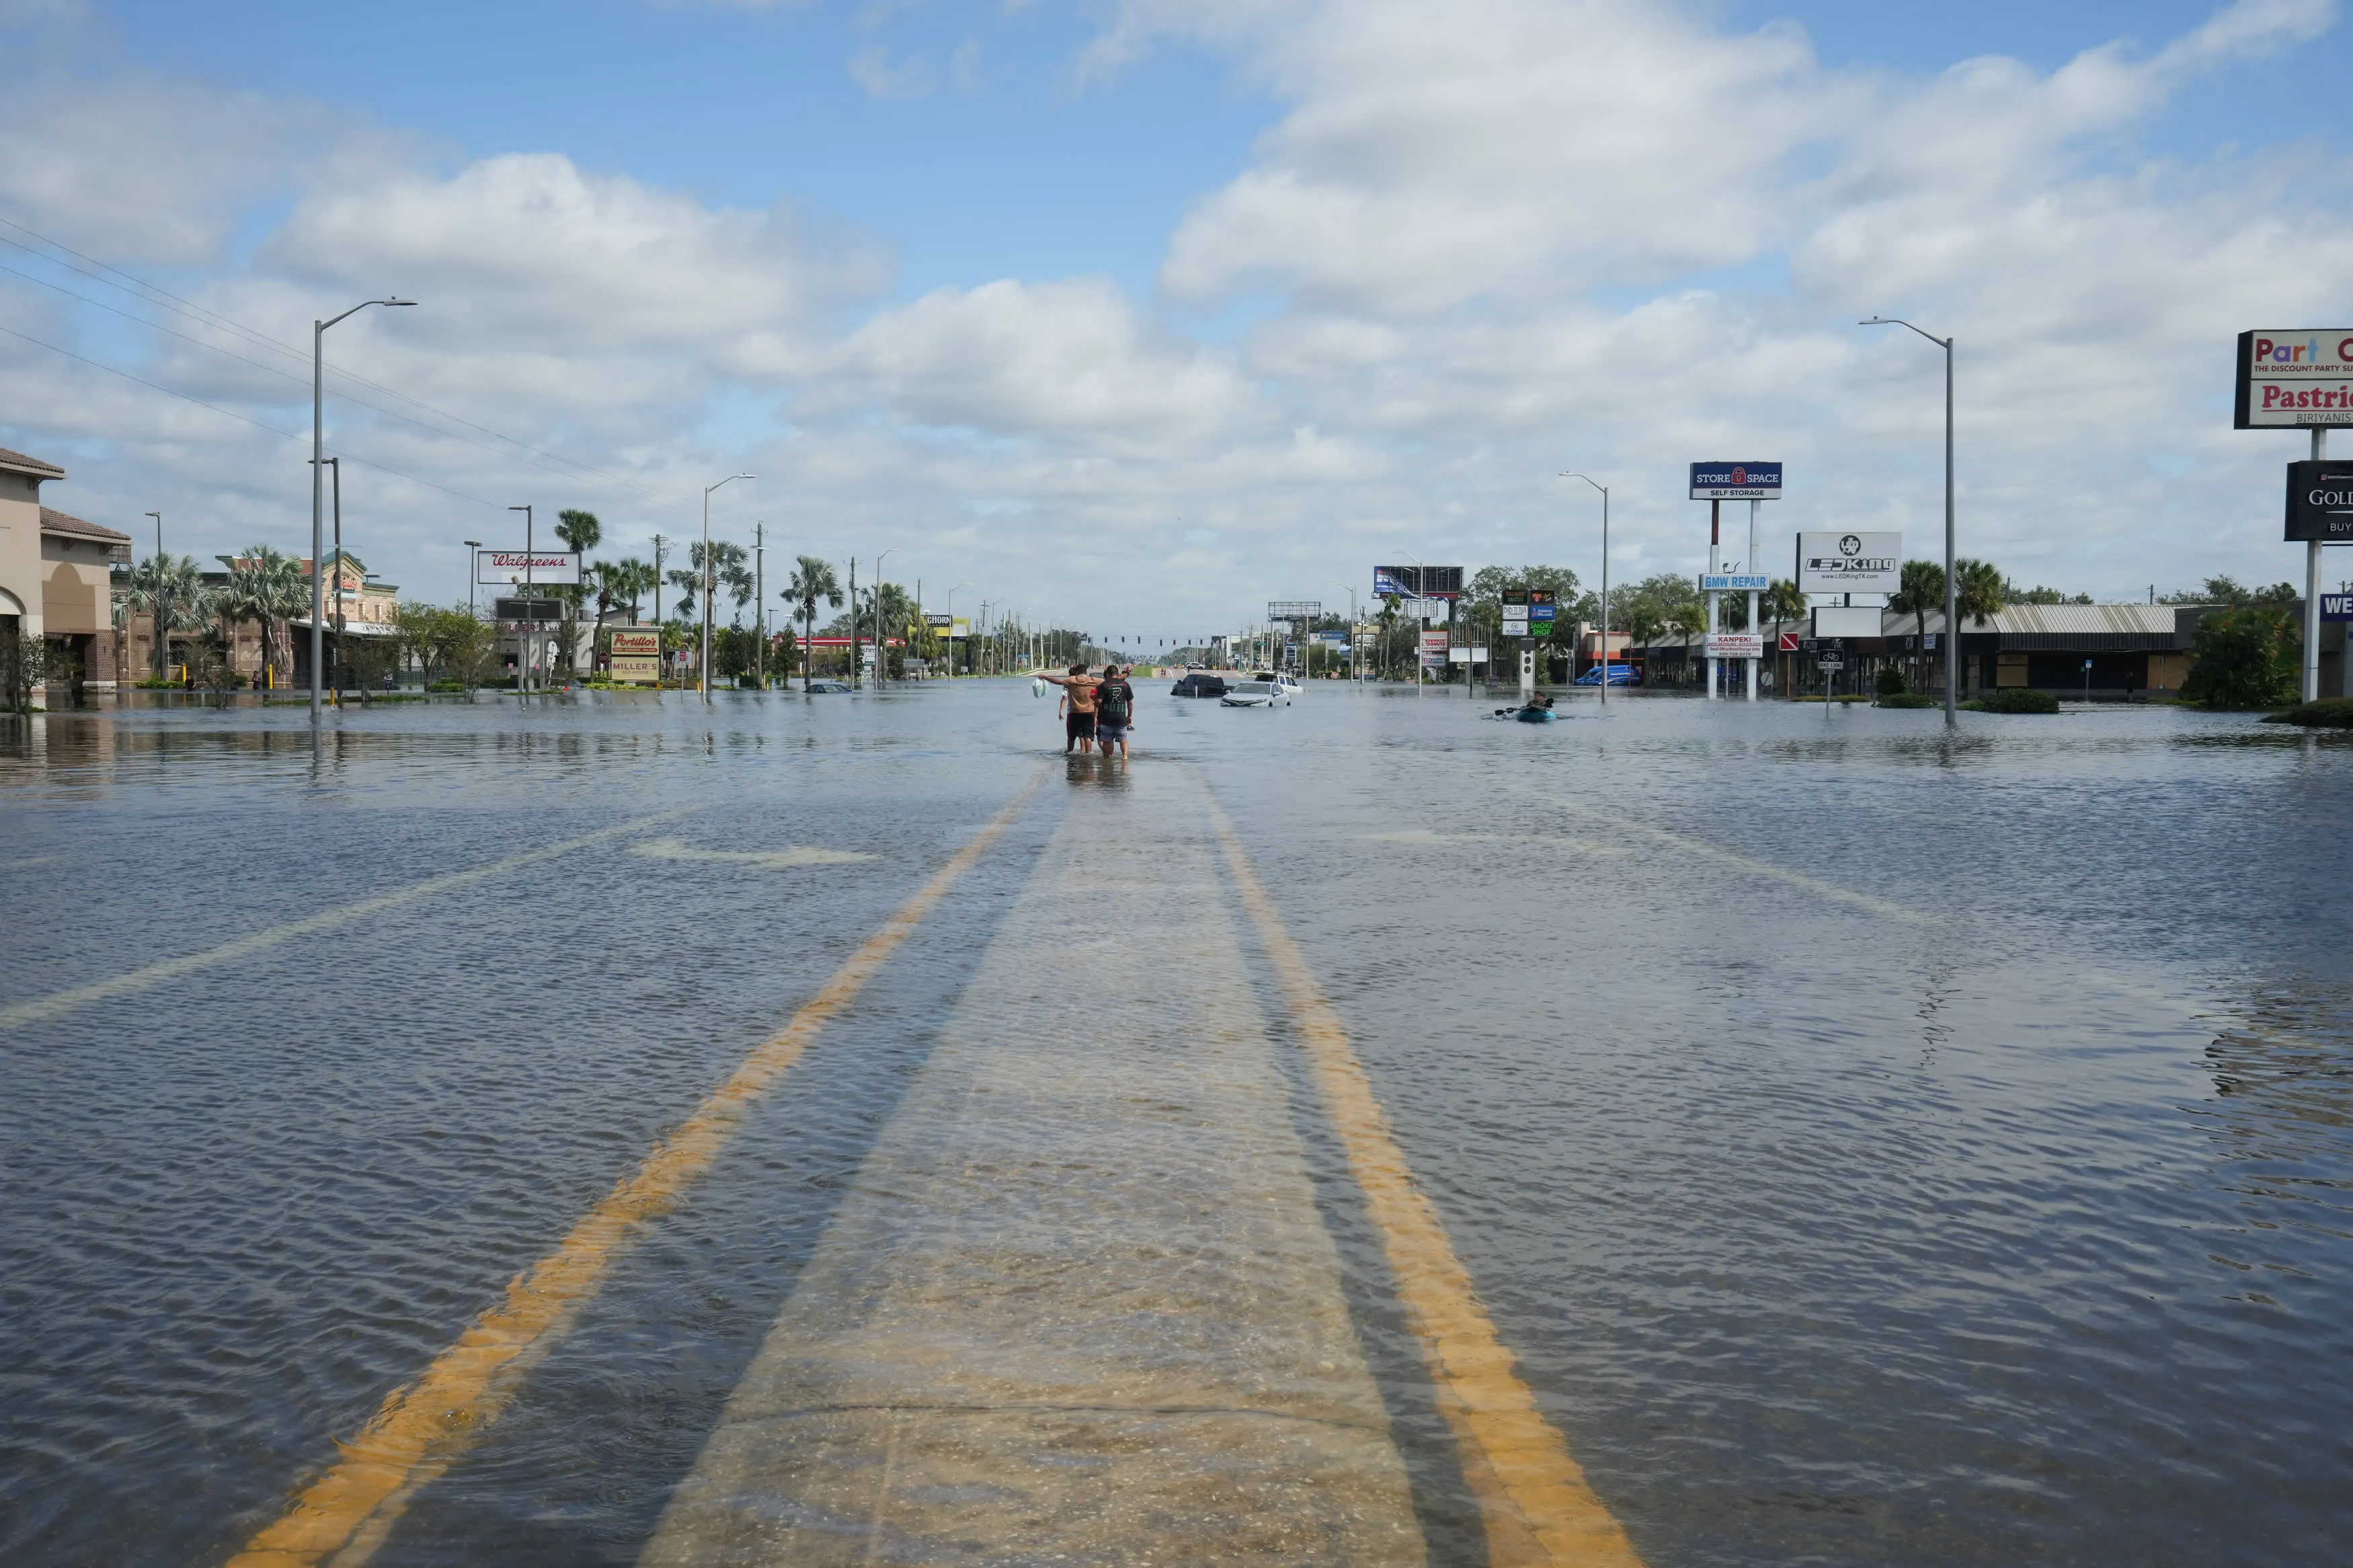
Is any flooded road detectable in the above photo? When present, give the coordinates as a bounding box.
[3,684,2350,1565]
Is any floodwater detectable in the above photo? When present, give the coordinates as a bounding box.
[3,682,2350,1566]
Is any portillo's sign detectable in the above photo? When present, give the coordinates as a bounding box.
[2284,460,2353,540]
[2235,330,2353,427]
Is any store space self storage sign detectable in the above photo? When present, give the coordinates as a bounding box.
[2237,331,2353,427]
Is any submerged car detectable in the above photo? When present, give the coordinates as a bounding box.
[1170,672,1229,698]
[1220,679,1291,708]
[803,679,853,693]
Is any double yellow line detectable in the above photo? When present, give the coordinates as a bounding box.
[233,768,1638,1566]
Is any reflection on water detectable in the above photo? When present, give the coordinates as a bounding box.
[2,688,2350,1565]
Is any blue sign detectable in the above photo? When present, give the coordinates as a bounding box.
[1530,604,1557,620]
[1690,462,1783,500]
[1373,566,1414,597]
[1701,574,1772,591]
[2324,593,2353,621]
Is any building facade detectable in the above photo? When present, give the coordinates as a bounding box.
[0,446,132,706]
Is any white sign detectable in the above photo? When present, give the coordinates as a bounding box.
[1447,646,1491,663]
[2236,330,2353,427]
[1702,575,1771,591]
[1796,532,1900,594]
[476,549,581,585]
[1812,605,1882,639]
[1503,614,1528,635]
[1706,632,1764,659]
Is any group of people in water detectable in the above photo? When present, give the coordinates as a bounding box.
[1037,663,1138,758]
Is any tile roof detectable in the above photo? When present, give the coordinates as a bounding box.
[0,445,67,481]
[40,507,132,543]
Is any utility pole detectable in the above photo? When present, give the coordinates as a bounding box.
[464,540,481,618]
[510,504,532,694]
[754,521,765,690]
[651,534,667,684]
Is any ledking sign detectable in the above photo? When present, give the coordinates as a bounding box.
[2236,331,2353,427]
[1796,532,1901,593]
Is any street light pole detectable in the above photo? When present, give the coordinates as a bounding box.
[754,522,764,690]
[1862,316,1957,728]
[702,472,754,704]
[873,547,896,690]
[1562,473,1610,708]
[944,583,969,678]
[312,296,414,721]
[509,505,532,693]
[463,540,481,618]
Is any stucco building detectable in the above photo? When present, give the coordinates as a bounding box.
[1,446,131,705]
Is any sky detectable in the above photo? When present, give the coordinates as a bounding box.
[3,0,2351,641]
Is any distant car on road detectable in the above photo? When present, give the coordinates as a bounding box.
[1572,663,1637,686]
[803,679,853,693]
[1220,679,1291,708]
[1170,673,1229,698]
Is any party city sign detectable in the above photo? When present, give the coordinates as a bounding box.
[2236,330,2353,427]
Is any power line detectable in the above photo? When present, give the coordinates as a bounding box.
[0,320,506,509]
[0,213,658,499]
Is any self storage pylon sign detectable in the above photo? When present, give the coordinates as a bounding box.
[2235,330,2353,427]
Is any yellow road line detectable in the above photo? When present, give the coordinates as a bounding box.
[227,772,1045,1568]
[0,811,694,1034]
[1201,784,1646,1567]
[1491,776,1929,925]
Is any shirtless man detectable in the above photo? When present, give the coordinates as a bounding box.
[1039,663,1101,753]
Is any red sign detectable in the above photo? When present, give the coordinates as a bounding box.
[1778,631,1800,652]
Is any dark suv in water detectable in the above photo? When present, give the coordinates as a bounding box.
[1170,672,1229,698]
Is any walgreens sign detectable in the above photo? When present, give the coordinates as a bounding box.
[474,549,580,584]
[2235,330,2353,427]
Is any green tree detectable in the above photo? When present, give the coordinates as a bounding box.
[1760,578,1807,626]
[1952,557,2005,628]
[221,545,307,688]
[1888,558,1946,689]
[123,554,216,682]
[2182,604,2300,708]
[786,555,842,692]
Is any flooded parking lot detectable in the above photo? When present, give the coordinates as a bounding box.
[3,683,2350,1565]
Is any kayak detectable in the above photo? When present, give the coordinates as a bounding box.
[1513,706,1555,723]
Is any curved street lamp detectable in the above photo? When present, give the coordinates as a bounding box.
[313,296,415,720]
[701,472,754,703]
[1861,316,1956,727]
[1561,473,1610,707]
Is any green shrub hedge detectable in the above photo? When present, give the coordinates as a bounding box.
[1964,688,2061,714]
[2264,697,2353,727]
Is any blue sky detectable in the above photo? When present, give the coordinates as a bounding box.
[4,0,2350,628]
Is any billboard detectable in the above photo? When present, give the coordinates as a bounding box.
[1373,565,1465,598]
[1796,532,1901,593]
[1690,462,1782,499]
[2285,460,2353,540]
[2236,331,2353,428]
[476,548,580,584]
[610,628,661,657]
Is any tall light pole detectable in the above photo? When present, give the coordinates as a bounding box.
[1862,317,1956,728]
[313,296,415,720]
[1562,474,1610,708]
[509,505,532,692]
[463,540,481,617]
[145,511,161,561]
[943,583,969,678]
[753,522,765,690]
[873,547,896,690]
[701,472,753,704]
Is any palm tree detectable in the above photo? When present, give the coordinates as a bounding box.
[1760,578,1807,627]
[221,545,307,688]
[552,511,602,677]
[1952,558,2005,628]
[123,554,216,682]
[1888,559,1946,690]
[786,555,842,692]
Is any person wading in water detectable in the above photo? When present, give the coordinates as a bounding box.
[1094,664,1136,759]
[1038,663,1101,754]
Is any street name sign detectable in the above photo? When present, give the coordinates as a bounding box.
[2236,330,2353,428]
[1690,462,1783,499]
[1797,532,1901,594]
[1706,633,1764,659]
[2285,460,2353,540]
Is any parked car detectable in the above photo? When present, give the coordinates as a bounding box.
[803,679,853,693]
[1220,679,1291,708]
[1572,663,1636,686]
[1170,673,1229,698]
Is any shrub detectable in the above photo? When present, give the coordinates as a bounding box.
[2264,697,2353,728]
[2181,604,2299,709]
[1876,665,1907,697]
[1965,688,2061,714]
